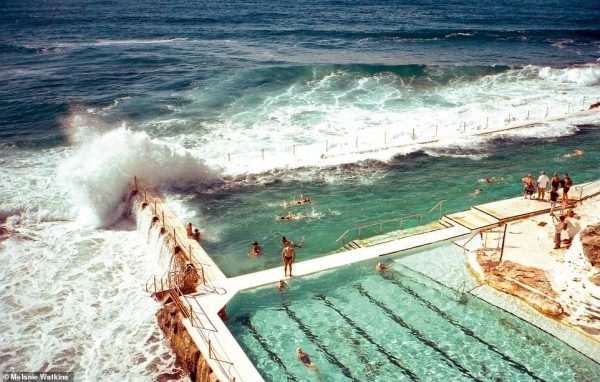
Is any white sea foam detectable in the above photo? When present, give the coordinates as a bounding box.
[538,65,600,86]
[57,125,221,227]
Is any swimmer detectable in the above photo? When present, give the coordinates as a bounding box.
[375,262,389,271]
[296,348,316,369]
[249,241,262,256]
[469,189,482,198]
[478,176,503,184]
[564,149,584,158]
[284,194,312,207]
[280,212,294,221]
[277,279,287,291]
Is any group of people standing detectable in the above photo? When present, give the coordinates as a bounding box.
[522,171,572,214]
[523,172,581,250]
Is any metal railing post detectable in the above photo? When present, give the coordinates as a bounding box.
[499,224,508,262]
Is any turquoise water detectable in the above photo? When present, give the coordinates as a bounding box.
[179,125,600,277]
[226,243,600,381]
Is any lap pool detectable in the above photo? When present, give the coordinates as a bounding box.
[225,243,600,381]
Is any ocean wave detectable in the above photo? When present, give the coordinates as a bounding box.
[538,65,600,86]
[58,126,221,227]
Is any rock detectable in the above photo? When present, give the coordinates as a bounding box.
[580,223,600,268]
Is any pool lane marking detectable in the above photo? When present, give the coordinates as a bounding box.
[282,303,358,381]
[314,294,419,381]
[237,315,300,382]
[381,273,547,382]
[356,284,482,382]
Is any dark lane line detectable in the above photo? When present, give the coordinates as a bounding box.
[356,284,482,382]
[382,273,547,382]
[282,303,358,381]
[314,294,419,381]
[237,315,300,382]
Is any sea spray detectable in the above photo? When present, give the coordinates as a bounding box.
[58,127,222,227]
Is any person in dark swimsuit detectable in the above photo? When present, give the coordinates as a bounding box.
[561,173,572,201]
[550,173,561,215]
[296,348,315,368]
[282,242,296,277]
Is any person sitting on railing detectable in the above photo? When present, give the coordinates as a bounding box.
[186,222,193,238]
[192,228,201,243]
[249,241,262,256]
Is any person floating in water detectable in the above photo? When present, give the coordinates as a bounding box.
[296,348,316,369]
[280,212,294,221]
[249,241,262,256]
[282,242,296,277]
[284,194,311,207]
[478,176,503,184]
[563,149,584,158]
[375,262,389,271]
[469,188,482,198]
[277,279,287,291]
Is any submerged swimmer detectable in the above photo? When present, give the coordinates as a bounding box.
[469,189,482,198]
[478,177,503,184]
[375,262,390,271]
[564,149,584,158]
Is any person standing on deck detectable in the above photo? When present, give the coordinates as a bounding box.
[552,215,566,249]
[282,242,296,277]
[537,171,549,201]
[186,222,193,238]
[549,173,561,215]
[561,173,573,201]
[522,174,535,199]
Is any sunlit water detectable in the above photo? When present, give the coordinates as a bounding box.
[1,0,600,379]
[226,244,600,381]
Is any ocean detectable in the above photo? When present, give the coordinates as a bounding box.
[1,0,599,380]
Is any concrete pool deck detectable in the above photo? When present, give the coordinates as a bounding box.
[162,178,600,381]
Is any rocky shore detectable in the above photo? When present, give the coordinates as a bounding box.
[469,194,600,341]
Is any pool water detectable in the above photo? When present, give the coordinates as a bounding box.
[226,243,600,381]
[174,125,600,277]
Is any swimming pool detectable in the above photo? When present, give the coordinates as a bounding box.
[225,243,600,381]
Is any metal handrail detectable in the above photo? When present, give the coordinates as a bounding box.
[334,199,446,243]
[171,280,239,381]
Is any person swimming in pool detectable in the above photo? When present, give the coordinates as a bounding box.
[249,241,262,256]
[296,348,316,369]
[375,262,389,271]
